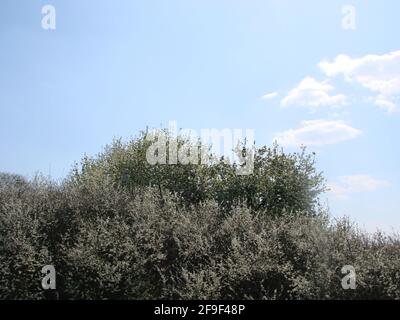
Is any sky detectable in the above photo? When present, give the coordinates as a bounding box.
[0,0,399,232]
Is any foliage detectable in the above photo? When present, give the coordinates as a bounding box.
[0,134,399,300]
[69,132,326,216]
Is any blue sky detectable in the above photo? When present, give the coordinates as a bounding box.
[1,0,399,232]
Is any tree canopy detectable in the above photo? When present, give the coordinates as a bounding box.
[69,131,326,216]
[1,130,399,300]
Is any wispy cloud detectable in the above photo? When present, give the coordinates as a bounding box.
[328,175,391,199]
[281,77,347,111]
[273,119,362,147]
[319,50,400,113]
[373,96,398,114]
[261,92,279,100]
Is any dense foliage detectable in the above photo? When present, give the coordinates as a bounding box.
[1,134,399,300]
[70,131,325,215]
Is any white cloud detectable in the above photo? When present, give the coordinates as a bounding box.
[281,77,347,111]
[328,175,391,199]
[274,119,362,147]
[261,92,278,100]
[319,50,400,113]
[373,97,398,114]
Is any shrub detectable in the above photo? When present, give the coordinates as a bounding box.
[69,133,326,216]
[0,134,399,300]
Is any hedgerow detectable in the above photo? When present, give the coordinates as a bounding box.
[0,135,399,300]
